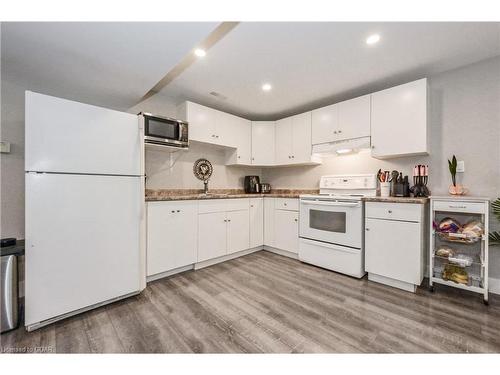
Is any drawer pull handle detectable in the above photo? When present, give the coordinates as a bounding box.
[294,218,298,222]
[366,228,370,231]
[171,210,175,213]
[177,210,180,212]
[388,210,392,213]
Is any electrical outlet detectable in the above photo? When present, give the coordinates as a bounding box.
[457,160,465,173]
[0,141,11,154]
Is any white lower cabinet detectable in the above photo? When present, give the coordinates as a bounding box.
[147,197,301,280]
[264,197,275,247]
[364,202,426,292]
[275,209,299,254]
[147,201,198,276]
[198,211,228,262]
[227,210,250,254]
[197,199,250,262]
[249,198,264,248]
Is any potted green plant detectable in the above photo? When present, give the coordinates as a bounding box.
[448,155,467,195]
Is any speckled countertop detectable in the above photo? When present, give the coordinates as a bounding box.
[145,188,319,201]
[362,196,429,204]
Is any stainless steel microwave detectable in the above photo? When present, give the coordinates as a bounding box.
[141,112,189,148]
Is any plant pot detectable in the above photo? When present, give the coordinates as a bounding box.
[449,184,468,195]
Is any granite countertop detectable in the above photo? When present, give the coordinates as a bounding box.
[145,188,319,201]
[362,196,429,204]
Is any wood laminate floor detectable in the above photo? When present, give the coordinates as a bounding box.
[2,251,500,353]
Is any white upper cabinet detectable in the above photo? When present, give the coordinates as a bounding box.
[178,101,217,144]
[251,121,275,165]
[337,95,371,141]
[371,78,428,159]
[312,103,339,145]
[275,113,316,165]
[291,112,313,163]
[179,101,251,165]
[311,95,370,145]
[222,112,252,165]
[275,116,293,164]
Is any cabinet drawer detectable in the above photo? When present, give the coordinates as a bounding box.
[226,198,250,211]
[433,200,486,214]
[198,199,227,214]
[365,202,421,222]
[275,198,299,211]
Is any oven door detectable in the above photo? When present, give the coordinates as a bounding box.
[299,198,362,249]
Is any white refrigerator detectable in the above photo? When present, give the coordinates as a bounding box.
[25,91,145,330]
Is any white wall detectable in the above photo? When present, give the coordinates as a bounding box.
[262,56,500,197]
[1,78,25,239]
[128,94,262,190]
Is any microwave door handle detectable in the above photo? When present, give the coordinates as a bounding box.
[301,201,360,208]
[179,122,188,141]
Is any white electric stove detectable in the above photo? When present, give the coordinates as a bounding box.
[298,174,377,278]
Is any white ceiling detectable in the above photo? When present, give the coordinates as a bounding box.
[158,22,500,120]
[1,22,218,110]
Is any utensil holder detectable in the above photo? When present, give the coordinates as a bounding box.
[380,182,390,197]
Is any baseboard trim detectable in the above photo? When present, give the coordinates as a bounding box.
[368,273,417,293]
[194,246,263,270]
[147,264,194,282]
[488,277,500,295]
[263,246,299,260]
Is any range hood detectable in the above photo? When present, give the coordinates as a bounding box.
[312,136,371,156]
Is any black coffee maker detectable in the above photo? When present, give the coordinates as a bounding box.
[244,176,261,193]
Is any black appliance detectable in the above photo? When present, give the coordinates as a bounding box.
[244,176,261,193]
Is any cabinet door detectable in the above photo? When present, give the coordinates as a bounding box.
[184,102,217,143]
[365,218,421,284]
[291,112,312,163]
[147,201,198,276]
[198,212,227,262]
[337,95,370,141]
[234,118,252,164]
[227,210,250,254]
[251,121,275,165]
[275,117,293,165]
[249,198,264,248]
[371,78,428,158]
[275,210,299,254]
[311,103,339,145]
[264,198,275,247]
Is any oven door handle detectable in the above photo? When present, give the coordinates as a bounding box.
[300,200,360,208]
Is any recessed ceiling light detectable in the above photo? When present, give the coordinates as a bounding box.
[366,34,381,45]
[262,83,272,91]
[336,148,354,155]
[194,48,206,57]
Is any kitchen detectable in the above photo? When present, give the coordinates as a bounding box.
[1,10,500,371]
